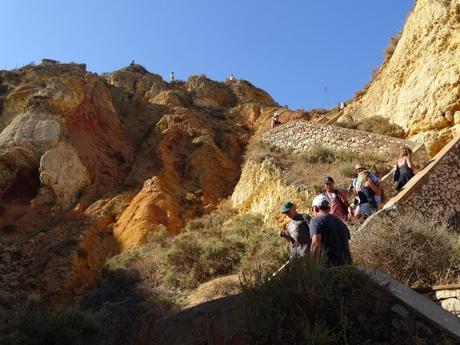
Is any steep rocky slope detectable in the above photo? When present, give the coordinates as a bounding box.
[0,60,283,312]
[340,0,460,155]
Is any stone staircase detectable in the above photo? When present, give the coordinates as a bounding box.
[367,134,460,221]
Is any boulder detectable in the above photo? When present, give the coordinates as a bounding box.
[39,143,91,210]
[107,65,168,98]
[187,75,236,109]
[148,90,188,107]
[226,79,278,107]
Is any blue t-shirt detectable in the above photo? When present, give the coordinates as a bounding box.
[309,214,352,266]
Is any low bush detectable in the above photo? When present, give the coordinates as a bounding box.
[352,212,460,287]
[244,140,388,196]
[241,258,393,345]
[244,140,282,164]
[3,308,99,345]
[157,212,288,290]
[337,116,405,138]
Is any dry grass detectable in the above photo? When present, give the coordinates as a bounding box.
[245,140,389,194]
[241,258,394,345]
[337,116,405,138]
[186,275,241,306]
[384,31,402,62]
[352,212,460,287]
[1,308,99,345]
[101,204,288,295]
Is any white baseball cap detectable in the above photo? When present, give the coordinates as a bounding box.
[312,194,330,208]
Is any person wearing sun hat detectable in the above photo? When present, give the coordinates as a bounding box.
[309,195,352,266]
[279,201,311,258]
[349,163,382,208]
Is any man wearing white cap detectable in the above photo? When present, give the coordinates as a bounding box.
[309,195,352,266]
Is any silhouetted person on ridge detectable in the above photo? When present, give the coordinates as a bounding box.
[170,72,175,82]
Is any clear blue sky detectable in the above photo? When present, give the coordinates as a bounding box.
[2,0,414,109]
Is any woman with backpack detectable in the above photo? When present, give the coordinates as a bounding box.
[394,147,416,192]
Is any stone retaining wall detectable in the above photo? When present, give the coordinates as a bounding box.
[380,143,431,203]
[262,120,419,157]
[422,288,460,318]
[378,134,460,219]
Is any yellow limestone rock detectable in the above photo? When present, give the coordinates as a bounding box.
[342,0,460,153]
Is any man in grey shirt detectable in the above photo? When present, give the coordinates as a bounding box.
[279,201,311,258]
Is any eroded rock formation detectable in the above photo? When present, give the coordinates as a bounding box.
[341,0,460,155]
[0,60,280,310]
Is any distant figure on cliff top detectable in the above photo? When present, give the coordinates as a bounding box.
[322,176,351,222]
[394,147,416,192]
[169,72,175,82]
[310,195,352,266]
[130,59,135,66]
[271,112,282,128]
[228,74,236,81]
[279,202,311,259]
[340,102,346,111]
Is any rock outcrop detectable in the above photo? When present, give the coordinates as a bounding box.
[231,159,312,223]
[340,0,460,154]
[0,60,283,309]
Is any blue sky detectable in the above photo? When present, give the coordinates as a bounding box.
[2,0,413,109]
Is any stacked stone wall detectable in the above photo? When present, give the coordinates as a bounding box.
[262,120,419,158]
[382,135,460,219]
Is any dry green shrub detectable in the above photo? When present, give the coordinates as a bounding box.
[158,212,288,290]
[244,140,282,164]
[353,212,460,287]
[302,146,337,164]
[337,116,405,138]
[2,308,99,345]
[245,140,388,193]
[242,259,393,345]
[357,116,405,138]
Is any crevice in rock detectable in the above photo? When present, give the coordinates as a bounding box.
[1,167,41,205]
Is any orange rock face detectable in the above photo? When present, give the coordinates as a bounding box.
[0,61,279,306]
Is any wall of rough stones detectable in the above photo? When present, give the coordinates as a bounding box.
[422,288,460,318]
[379,144,431,202]
[382,135,460,219]
[262,120,420,157]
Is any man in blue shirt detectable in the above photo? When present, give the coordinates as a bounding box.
[309,195,352,266]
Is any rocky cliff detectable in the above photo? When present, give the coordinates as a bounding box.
[0,60,282,310]
[340,0,460,155]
